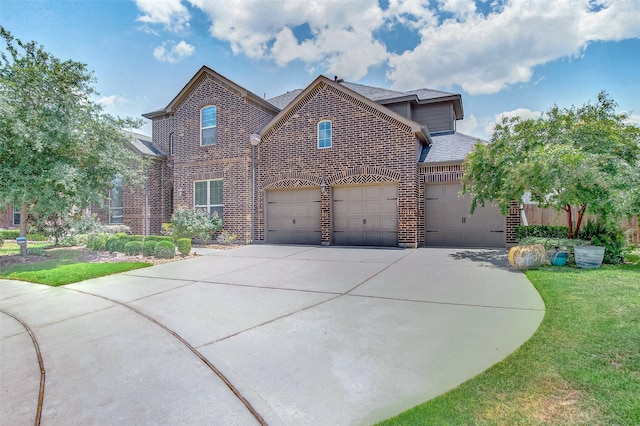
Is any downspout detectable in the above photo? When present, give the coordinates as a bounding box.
[144,161,149,236]
[250,133,261,243]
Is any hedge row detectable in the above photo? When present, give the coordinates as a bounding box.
[0,230,48,241]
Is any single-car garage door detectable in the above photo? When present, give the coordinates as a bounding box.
[266,188,321,244]
[333,184,398,246]
[425,183,505,247]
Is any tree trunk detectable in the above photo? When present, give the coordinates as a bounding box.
[574,204,587,237]
[565,204,574,238]
[19,203,28,256]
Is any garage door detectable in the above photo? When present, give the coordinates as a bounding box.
[266,188,321,244]
[425,183,505,247]
[333,184,398,246]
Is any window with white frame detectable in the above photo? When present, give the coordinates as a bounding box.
[109,176,123,224]
[13,205,20,226]
[201,106,217,146]
[194,179,223,219]
[169,133,175,155]
[318,120,332,149]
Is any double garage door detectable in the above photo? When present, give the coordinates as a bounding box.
[265,184,398,246]
[425,183,505,248]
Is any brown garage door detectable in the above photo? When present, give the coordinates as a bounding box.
[266,188,321,244]
[333,184,398,246]
[425,183,505,247]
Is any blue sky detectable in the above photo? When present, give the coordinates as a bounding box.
[2,0,639,139]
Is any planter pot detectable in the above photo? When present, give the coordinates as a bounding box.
[549,250,568,266]
[574,245,605,269]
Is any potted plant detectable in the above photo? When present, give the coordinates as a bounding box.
[549,246,568,266]
[574,244,605,269]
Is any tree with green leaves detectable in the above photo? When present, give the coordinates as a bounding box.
[462,91,640,238]
[0,27,143,255]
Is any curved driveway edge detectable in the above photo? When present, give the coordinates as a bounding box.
[0,246,544,425]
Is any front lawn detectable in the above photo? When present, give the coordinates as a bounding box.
[0,247,151,285]
[0,240,52,255]
[380,253,640,425]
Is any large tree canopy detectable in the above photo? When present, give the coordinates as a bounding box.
[462,91,640,238]
[0,27,143,251]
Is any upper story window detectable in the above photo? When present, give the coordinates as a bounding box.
[201,106,217,146]
[169,133,175,155]
[109,176,123,224]
[318,120,332,149]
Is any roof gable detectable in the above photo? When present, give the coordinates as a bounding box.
[143,66,279,119]
[258,76,430,143]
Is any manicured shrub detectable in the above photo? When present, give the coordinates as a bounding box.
[144,235,174,243]
[104,236,118,252]
[516,225,569,240]
[103,224,131,234]
[142,240,158,256]
[124,241,143,256]
[154,240,175,259]
[26,233,49,241]
[176,238,192,256]
[115,232,129,239]
[27,247,46,256]
[170,208,223,242]
[1,230,20,240]
[86,233,109,251]
[113,238,127,253]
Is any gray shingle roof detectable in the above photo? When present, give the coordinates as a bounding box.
[122,130,166,159]
[420,132,484,164]
[267,80,459,109]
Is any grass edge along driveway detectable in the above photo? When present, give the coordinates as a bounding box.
[379,259,640,425]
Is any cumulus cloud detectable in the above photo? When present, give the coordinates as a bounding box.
[485,107,543,135]
[134,0,640,93]
[135,0,190,32]
[153,40,195,63]
[97,95,129,108]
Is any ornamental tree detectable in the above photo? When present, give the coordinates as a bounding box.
[0,27,143,254]
[462,92,640,238]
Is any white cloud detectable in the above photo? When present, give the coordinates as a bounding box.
[387,0,640,93]
[97,95,129,108]
[153,40,195,63]
[135,0,190,32]
[134,0,640,93]
[485,107,543,135]
[627,114,640,126]
[455,113,478,135]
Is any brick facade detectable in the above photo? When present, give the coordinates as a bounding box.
[256,79,421,247]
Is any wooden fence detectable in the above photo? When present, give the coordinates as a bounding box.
[522,204,639,245]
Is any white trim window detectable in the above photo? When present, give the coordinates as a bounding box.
[109,176,124,224]
[201,106,217,146]
[318,120,332,149]
[194,179,223,219]
[13,205,20,226]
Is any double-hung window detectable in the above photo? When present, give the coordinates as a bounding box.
[194,179,223,219]
[109,176,124,224]
[318,120,332,149]
[169,133,175,155]
[13,205,20,226]
[201,106,217,146]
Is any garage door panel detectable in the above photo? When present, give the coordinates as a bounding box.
[266,189,321,245]
[425,183,505,248]
[333,185,398,247]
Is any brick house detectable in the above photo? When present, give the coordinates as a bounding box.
[136,66,519,247]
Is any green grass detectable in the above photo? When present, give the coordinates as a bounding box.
[0,261,150,286]
[0,241,52,255]
[380,252,640,425]
[0,247,151,285]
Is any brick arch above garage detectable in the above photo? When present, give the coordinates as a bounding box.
[262,172,323,190]
[328,167,401,186]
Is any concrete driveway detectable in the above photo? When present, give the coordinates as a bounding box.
[1,245,544,425]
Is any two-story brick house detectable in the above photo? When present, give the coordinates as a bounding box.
[136,66,519,247]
